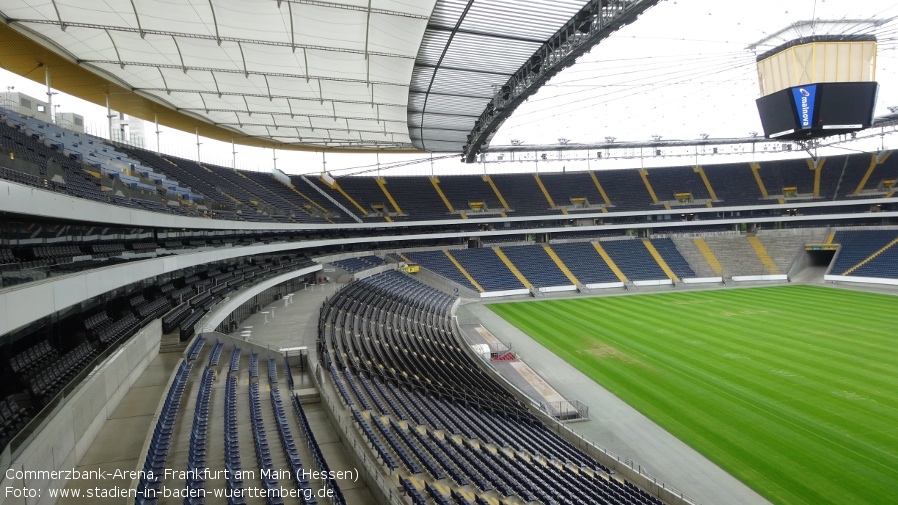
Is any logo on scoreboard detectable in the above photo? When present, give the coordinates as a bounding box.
[792,85,817,128]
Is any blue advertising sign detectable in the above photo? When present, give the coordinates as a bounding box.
[792,85,817,128]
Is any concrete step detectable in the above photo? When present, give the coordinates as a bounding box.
[160,333,188,354]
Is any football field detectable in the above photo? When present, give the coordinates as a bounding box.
[488,285,898,505]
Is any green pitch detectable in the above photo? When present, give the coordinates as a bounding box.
[488,285,898,505]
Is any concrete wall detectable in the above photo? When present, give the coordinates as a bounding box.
[410,267,480,301]
[0,320,161,505]
[823,274,898,286]
[3,179,897,233]
[199,265,322,332]
[0,241,327,336]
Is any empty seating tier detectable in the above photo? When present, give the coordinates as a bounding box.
[319,270,666,505]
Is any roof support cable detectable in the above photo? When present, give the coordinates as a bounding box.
[105,29,125,69]
[237,41,249,78]
[364,0,372,85]
[157,67,171,95]
[211,71,222,98]
[49,0,65,31]
[302,48,310,83]
[171,36,188,73]
[129,0,145,38]
[264,74,273,100]
[287,2,296,52]
[207,0,222,45]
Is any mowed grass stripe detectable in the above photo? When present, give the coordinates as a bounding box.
[500,308,884,500]
[524,298,896,502]
[488,286,898,505]
[536,288,896,500]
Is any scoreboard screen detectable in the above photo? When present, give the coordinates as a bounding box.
[756,82,878,140]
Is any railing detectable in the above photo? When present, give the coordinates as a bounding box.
[542,399,588,421]
[0,322,158,471]
[312,362,406,505]
[539,411,702,505]
[450,310,702,505]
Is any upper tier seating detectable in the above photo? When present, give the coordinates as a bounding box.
[435,176,504,217]
[538,172,607,211]
[490,174,558,216]
[3,107,897,225]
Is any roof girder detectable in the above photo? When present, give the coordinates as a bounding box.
[461,0,662,162]
[10,18,416,60]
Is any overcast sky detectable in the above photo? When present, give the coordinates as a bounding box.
[2,0,897,176]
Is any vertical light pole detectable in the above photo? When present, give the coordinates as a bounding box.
[155,113,161,154]
[45,67,54,123]
[106,94,114,141]
[6,86,13,110]
[195,127,201,162]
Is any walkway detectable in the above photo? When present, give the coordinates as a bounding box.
[459,282,774,505]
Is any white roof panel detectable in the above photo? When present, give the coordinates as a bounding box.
[1,0,646,153]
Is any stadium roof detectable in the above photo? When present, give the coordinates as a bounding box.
[0,0,658,155]
[410,0,596,153]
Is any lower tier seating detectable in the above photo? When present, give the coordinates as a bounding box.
[319,271,665,505]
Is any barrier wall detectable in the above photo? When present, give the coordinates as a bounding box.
[538,285,577,293]
[0,320,161,505]
[682,277,724,284]
[584,281,626,290]
[480,289,531,298]
[4,179,898,232]
[823,274,898,286]
[0,242,326,336]
[411,268,480,301]
[732,274,789,282]
[199,265,322,332]
[633,279,674,287]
